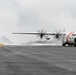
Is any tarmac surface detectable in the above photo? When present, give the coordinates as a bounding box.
[0,45,76,75]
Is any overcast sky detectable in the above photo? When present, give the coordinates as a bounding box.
[0,0,76,43]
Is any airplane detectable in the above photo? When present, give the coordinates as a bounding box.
[12,30,76,46]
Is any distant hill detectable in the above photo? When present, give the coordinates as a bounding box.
[0,36,13,45]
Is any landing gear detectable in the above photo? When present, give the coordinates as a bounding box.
[62,42,66,46]
[74,44,76,47]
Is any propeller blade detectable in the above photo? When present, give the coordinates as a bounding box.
[37,29,46,39]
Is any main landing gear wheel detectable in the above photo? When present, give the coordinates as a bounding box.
[62,43,66,46]
[74,44,76,47]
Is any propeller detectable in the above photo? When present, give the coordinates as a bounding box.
[54,29,65,39]
[55,30,61,39]
[37,29,46,39]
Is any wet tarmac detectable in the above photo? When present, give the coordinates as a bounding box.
[0,45,76,75]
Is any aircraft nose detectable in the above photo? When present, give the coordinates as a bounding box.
[74,38,76,43]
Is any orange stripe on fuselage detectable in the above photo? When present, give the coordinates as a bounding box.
[66,32,74,43]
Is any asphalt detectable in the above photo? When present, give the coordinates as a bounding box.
[0,45,76,75]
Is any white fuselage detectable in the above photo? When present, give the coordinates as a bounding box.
[62,32,76,46]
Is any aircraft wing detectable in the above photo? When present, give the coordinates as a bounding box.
[13,32,46,35]
[12,32,66,35]
[12,32,66,39]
